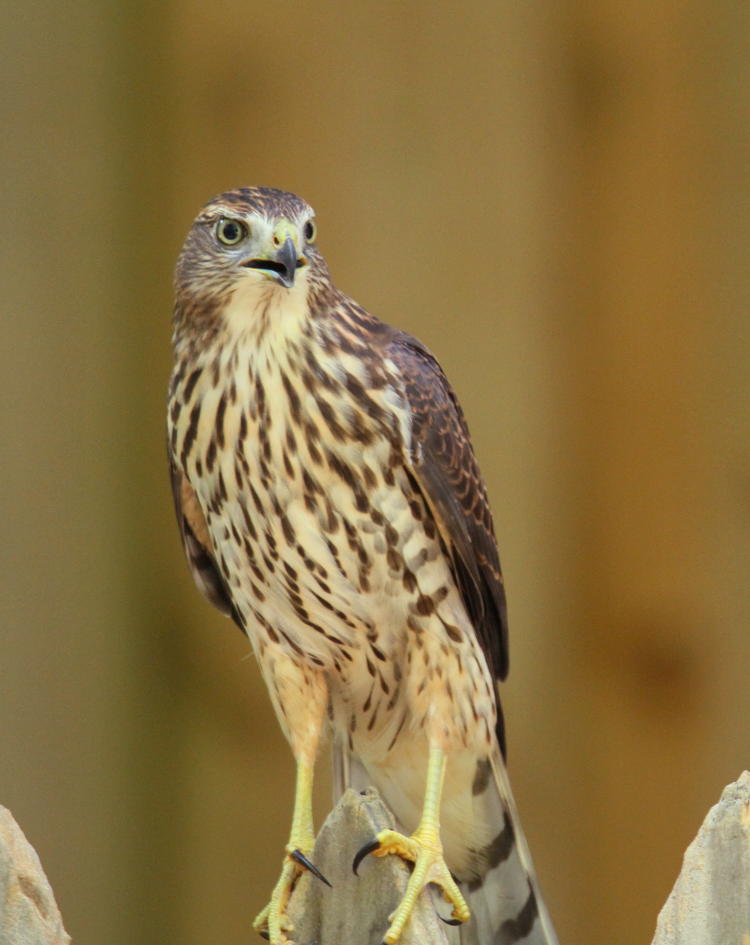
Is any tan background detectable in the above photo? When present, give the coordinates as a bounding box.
[1,2,748,944]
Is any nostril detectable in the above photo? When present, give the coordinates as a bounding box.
[272,235,280,246]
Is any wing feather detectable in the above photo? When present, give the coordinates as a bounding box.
[387,332,509,690]
[168,458,244,631]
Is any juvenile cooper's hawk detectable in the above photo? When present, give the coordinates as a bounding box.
[168,187,558,945]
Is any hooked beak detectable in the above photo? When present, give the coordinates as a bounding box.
[243,235,300,288]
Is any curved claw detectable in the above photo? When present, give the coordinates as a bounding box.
[290,848,332,888]
[437,912,464,927]
[437,878,465,926]
[352,838,381,875]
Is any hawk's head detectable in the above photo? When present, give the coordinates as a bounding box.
[174,187,331,337]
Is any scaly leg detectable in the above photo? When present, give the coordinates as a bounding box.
[353,746,470,943]
[253,660,328,945]
[253,759,329,943]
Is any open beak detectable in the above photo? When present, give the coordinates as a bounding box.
[243,235,300,288]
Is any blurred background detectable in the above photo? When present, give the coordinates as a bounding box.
[1,2,748,944]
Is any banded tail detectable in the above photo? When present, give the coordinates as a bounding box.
[457,750,558,945]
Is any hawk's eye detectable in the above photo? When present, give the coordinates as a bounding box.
[304,220,316,243]
[215,218,247,246]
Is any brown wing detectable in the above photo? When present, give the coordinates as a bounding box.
[168,458,244,631]
[388,332,509,690]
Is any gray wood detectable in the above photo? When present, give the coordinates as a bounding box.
[0,807,70,945]
[651,771,750,945]
[287,789,450,945]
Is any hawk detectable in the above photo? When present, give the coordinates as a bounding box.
[167,187,558,945]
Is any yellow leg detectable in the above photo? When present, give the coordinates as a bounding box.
[361,747,470,944]
[253,759,323,945]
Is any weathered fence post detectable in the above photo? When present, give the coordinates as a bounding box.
[287,788,450,945]
[0,807,70,945]
[651,771,750,945]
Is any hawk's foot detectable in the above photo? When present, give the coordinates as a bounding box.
[253,846,330,945]
[353,827,470,944]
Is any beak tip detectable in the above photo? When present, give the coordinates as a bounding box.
[278,235,298,288]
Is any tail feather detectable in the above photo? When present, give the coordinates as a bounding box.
[459,750,558,945]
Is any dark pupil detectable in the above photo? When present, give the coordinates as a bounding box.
[222,221,240,242]
[305,222,314,240]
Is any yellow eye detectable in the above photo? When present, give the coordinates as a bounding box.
[216,218,248,246]
[303,219,316,242]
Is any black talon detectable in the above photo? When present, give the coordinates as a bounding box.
[352,838,381,875]
[437,913,464,927]
[291,848,332,888]
[258,930,270,940]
